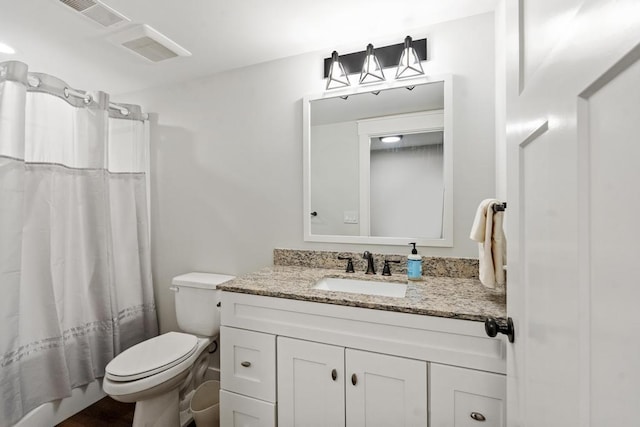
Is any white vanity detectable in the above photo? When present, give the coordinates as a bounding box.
[217,261,506,427]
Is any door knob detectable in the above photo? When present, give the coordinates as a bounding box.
[485,317,515,343]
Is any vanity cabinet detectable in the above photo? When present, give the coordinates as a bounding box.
[220,291,506,427]
[277,337,427,427]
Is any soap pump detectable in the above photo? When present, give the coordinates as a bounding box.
[407,242,422,281]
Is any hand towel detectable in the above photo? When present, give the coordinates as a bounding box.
[469,199,507,289]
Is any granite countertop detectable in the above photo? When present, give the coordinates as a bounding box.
[217,265,506,322]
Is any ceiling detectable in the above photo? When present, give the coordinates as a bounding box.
[0,0,497,95]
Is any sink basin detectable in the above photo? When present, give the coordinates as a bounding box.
[312,277,407,298]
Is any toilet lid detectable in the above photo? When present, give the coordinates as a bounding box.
[105,332,198,382]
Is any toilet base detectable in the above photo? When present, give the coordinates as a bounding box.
[132,388,179,427]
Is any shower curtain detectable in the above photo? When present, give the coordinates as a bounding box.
[0,61,158,426]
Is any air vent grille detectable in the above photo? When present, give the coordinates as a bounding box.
[122,37,179,62]
[59,0,96,12]
[83,4,126,27]
[108,24,191,63]
[58,0,129,27]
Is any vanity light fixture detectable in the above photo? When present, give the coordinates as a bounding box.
[326,51,351,90]
[359,44,385,84]
[396,36,424,79]
[381,135,403,144]
[323,37,426,90]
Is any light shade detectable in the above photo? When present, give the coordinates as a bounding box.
[359,44,385,84]
[381,135,403,143]
[396,36,424,79]
[326,51,351,90]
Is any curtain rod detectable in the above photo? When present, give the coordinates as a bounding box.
[1,61,148,121]
[64,87,148,120]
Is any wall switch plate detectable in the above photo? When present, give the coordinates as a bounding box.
[344,211,359,224]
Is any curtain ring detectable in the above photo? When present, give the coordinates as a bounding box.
[27,76,41,88]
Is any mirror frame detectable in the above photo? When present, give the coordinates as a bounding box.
[303,75,453,246]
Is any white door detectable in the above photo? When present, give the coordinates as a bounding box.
[277,337,345,427]
[345,349,427,427]
[505,0,640,425]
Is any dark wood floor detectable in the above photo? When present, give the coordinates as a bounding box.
[56,397,196,427]
[56,397,134,427]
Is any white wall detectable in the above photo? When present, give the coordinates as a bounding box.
[494,0,508,202]
[124,12,496,333]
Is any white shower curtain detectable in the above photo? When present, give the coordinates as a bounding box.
[0,61,158,426]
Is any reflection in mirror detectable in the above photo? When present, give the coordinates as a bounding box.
[303,78,452,246]
[370,131,443,238]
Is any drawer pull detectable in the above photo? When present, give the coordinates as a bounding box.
[240,361,251,368]
[351,373,357,386]
[331,369,338,381]
[470,412,486,422]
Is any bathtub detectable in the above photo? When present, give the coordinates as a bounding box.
[13,379,105,427]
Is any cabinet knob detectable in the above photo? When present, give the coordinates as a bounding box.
[331,369,338,381]
[470,412,486,421]
[240,361,251,368]
[484,317,515,343]
[351,373,357,386]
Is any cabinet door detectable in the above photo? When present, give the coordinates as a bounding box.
[277,337,345,427]
[345,349,427,427]
[219,390,276,427]
[430,363,506,427]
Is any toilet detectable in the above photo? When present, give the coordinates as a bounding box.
[103,272,234,427]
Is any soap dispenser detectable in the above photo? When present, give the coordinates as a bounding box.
[407,242,422,281]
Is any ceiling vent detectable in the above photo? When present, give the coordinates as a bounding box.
[58,0,129,27]
[108,24,191,62]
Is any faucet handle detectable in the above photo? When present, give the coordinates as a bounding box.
[337,256,355,273]
[382,259,401,276]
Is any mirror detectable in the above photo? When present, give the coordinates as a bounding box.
[303,77,453,246]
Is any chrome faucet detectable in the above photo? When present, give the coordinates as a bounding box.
[362,251,376,275]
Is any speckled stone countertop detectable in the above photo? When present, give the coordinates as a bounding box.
[217,265,506,322]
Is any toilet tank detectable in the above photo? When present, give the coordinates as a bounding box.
[171,272,235,337]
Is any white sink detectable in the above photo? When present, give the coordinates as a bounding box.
[312,277,407,298]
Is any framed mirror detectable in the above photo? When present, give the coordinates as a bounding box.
[303,76,453,246]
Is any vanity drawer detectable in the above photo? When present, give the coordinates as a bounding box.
[220,326,276,402]
[220,390,276,427]
[430,363,506,426]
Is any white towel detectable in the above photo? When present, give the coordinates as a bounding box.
[469,199,506,289]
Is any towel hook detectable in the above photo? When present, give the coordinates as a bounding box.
[492,202,507,212]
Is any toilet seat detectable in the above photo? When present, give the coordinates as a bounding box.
[103,336,211,399]
[106,332,198,382]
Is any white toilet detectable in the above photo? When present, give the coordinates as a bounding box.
[103,272,234,427]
